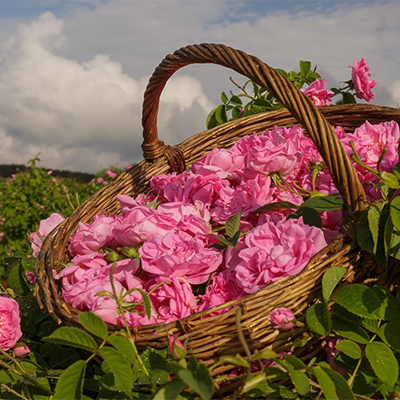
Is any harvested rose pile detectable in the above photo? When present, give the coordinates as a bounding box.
[30,119,400,328]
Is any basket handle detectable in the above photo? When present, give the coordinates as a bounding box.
[141,43,369,218]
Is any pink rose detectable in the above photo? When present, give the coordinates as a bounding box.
[112,206,175,248]
[196,270,245,314]
[269,307,295,330]
[29,213,65,256]
[191,148,245,179]
[349,58,377,102]
[300,78,334,106]
[149,277,197,323]
[211,174,272,223]
[13,343,31,357]
[0,297,22,351]
[68,214,119,256]
[232,217,327,294]
[140,231,222,285]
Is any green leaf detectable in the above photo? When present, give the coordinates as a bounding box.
[283,354,307,371]
[332,316,370,344]
[43,326,98,351]
[299,60,311,78]
[296,207,322,228]
[390,195,400,232]
[8,263,30,296]
[289,368,310,395]
[372,285,400,320]
[21,255,35,273]
[306,302,331,337]
[255,201,298,213]
[219,355,249,368]
[215,104,227,125]
[335,340,361,359]
[322,266,346,303]
[253,98,273,108]
[206,108,218,129]
[333,284,382,319]
[177,356,212,400]
[312,366,339,400]
[382,171,400,189]
[357,207,376,254]
[342,92,356,104]
[220,91,229,104]
[54,360,86,400]
[98,347,133,396]
[107,334,138,365]
[78,312,108,341]
[319,362,355,400]
[229,95,242,106]
[225,210,241,238]
[378,320,400,352]
[152,380,186,400]
[365,341,398,387]
[301,195,343,211]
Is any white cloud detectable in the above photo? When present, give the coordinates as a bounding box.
[0,1,399,172]
[0,11,215,172]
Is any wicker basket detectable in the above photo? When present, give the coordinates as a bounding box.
[34,43,400,381]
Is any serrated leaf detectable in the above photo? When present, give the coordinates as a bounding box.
[299,60,311,78]
[43,327,98,351]
[284,354,307,370]
[378,320,400,352]
[333,284,382,319]
[365,341,398,387]
[21,255,35,273]
[390,196,400,232]
[219,355,249,368]
[357,207,375,254]
[229,95,242,106]
[297,207,323,228]
[98,347,133,396]
[335,340,361,359]
[54,360,86,400]
[206,108,218,129]
[332,316,370,344]
[8,263,30,296]
[382,171,400,189]
[215,104,227,125]
[289,368,310,395]
[177,357,212,400]
[107,334,138,365]
[319,362,355,399]
[372,285,400,320]
[301,195,343,211]
[312,366,339,400]
[342,92,356,104]
[255,201,298,213]
[306,302,331,337]
[322,266,346,302]
[152,379,186,400]
[78,312,108,341]
[225,210,241,238]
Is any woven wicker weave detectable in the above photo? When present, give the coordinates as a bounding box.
[34,43,400,379]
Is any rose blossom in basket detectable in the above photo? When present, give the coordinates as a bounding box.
[0,296,22,351]
[228,216,327,294]
[349,58,377,102]
[300,78,334,106]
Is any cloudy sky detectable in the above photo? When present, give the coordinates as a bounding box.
[0,0,399,173]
